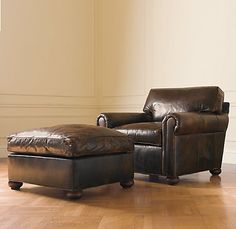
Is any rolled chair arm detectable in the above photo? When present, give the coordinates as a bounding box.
[162,112,229,135]
[97,112,152,128]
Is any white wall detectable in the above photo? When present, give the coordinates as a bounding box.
[0,1,1,31]
[96,0,149,112]
[1,0,235,163]
[97,0,236,164]
[0,0,98,157]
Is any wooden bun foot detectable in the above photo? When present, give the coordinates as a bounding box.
[210,168,222,176]
[66,190,83,199]
[166,176,180,185]
[120,179,134,188]
[8,181,23,190]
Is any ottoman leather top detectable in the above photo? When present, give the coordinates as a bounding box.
[7,124,134,158]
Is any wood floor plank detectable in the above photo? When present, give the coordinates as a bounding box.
[1,159,236,229]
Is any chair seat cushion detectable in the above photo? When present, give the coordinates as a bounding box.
[7,124,134,158]
[114,122,162,146]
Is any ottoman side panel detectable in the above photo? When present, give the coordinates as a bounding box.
[8,154,75,191]
[74,153,134,189]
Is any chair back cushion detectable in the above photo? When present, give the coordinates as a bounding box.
[143,86,224,121]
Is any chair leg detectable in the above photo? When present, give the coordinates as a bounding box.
[8,181,23,190]
[120,179,134,188]
[166,176,180,185]
[66,189,83,199]
[210,168,222,176]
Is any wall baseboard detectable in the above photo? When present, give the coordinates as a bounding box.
[223,151,236,164]
[0,148,7,158]
[2,150,236,165]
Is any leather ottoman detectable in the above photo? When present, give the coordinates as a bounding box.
[7,124,134,198]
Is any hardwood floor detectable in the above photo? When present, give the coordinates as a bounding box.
[1,159,236,229]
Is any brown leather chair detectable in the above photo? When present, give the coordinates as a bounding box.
[97,86,229,184]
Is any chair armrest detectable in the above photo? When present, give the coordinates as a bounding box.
[162,112,229,135]
[97,112,152,128]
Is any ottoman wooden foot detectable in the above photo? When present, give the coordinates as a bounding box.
[8,181,23,190]
[120,179,134,188]
[66,189,83,199]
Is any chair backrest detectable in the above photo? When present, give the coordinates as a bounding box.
[143,86,224,121]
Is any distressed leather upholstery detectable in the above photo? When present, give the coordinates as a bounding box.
[7,124,134,197]
[97,86,229,183]
[115,122,162,147]
[8,124,133,158]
